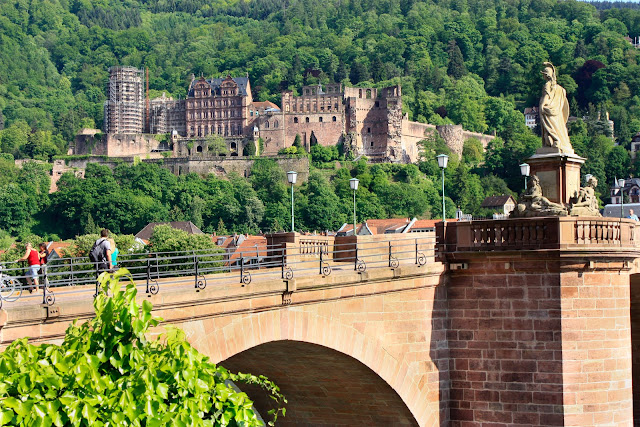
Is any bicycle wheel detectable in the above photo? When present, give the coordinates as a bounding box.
[0,278,22,302]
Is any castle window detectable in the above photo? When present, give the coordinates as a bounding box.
[370,141,374,147]
[286,105,290,112]
[375,101,380,107]
[319,117,323,123]
[224,125,228,136]
[231,111,235,117]
[250,111,253,116]
[218,126,222,134]
[196,145,203,153]
[359,89,362,98]
[367,127,371,133]
[231,142,237,150]
[366,89,372,99]
[294,117,299,124]
[265,121,270,128]
[332,116,337,122]
[224,100,228,106]
[305,117,310,123]
[274,120,279,128]
[198,126,202,136]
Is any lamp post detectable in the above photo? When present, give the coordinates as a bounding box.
[436,154,449,221]
[287,171,298,232]
[349,178,359,236]
[618,178,625,219]
[519,163,530,190]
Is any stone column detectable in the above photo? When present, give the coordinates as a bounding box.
[437,218,636,426]
[527,152,585,204]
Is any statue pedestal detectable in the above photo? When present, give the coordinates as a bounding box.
[527,152,585,204]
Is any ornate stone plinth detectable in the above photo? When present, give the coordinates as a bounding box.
[527,152,585,204]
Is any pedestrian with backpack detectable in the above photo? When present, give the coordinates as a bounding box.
[90,229,113,273]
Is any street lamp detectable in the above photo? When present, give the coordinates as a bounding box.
[287,171,298,232]
[350,178,359,236]
[436,154,449,222]
[618,178,625,219]
[519,163,530,190]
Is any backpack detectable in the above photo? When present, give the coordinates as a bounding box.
[89,239,107,263]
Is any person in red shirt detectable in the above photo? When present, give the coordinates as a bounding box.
[15,242,41,292]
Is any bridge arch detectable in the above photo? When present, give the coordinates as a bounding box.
[185,309,434,425]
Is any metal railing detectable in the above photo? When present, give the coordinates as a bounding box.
[0,235,437,309]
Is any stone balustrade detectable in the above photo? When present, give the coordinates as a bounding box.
[437,216,637,253]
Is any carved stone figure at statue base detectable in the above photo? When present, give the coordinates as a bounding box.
[569,176,601,217]
[510,175,568,218]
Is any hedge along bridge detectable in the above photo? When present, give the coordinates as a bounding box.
[3,218,640,426]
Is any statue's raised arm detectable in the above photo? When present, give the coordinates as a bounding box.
[539,62,574,155]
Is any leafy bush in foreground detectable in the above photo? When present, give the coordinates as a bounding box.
[0,270,286,426]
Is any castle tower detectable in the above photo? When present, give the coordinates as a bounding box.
[103,66,144,134]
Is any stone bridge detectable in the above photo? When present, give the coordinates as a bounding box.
[1,219,640,426]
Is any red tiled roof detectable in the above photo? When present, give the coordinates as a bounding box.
[47,241,71,258]
[226,236,267,263]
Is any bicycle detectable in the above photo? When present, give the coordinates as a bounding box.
[0,264,23,304]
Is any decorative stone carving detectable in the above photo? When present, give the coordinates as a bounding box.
[569,175,601,217]
[511,175,568,218]
[539,62,574,155]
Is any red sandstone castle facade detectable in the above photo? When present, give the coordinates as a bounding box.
[99,70,494,163]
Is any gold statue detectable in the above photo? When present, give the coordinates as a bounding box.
[539,62,574,154]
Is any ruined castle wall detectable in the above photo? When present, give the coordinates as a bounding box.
[155,156,309,182]
[61,155,310,183]
[73,133,166,158]
[401,119,437,162]
[461,129,495,148]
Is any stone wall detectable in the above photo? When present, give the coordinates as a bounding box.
[62,155,310,182]
[72,133,166,158]
[154,156,309,181]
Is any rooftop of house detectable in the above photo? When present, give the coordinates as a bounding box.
[338,218,413,235]
[481,195,517,208]
[250,101,281,112]
[46,241,72,258]
[135,221,204,241]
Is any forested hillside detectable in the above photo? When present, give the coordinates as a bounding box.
[2,0,640,241]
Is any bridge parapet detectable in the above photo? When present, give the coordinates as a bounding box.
[437,216,638,253]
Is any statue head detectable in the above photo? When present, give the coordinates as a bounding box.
[541,62,556,82]
[586,175,597,188]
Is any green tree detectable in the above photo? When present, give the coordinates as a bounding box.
[0,271,286,426]
[150,224,219,253]
[207,134,228,156]
[447,40,466,79]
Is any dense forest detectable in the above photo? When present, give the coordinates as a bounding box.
[2,0,640,241]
